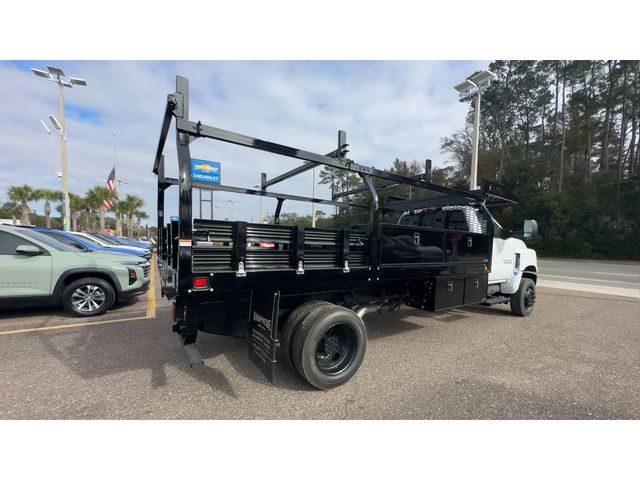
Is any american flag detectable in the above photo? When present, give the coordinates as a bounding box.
[103,167,116,210]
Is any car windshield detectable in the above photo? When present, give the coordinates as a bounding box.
[118,237,138,245]
[113,236,136,246]
[72,233,101,247]
[20,229,79,252]
[94,234,120,245]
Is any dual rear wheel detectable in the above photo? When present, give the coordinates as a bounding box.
[282,302,367,390]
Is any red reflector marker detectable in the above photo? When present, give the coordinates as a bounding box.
[193,277,209,289]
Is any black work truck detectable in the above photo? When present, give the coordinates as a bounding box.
[154,76,538,390]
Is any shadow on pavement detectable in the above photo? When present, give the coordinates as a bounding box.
[0,295,146,322]
[26,302,450,395]
[0,305,66,320]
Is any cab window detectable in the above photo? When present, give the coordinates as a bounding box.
[422,210,446,229]
[399,213,421,226]
[447,210,469,231]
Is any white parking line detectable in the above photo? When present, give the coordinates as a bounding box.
[537,273,639,286]
[538,280,640,299]
[592,271,639,277]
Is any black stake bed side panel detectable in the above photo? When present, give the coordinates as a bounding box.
[192,219,370,274]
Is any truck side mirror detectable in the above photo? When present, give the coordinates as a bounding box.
[15,244,44,256]
[523,219,538,239]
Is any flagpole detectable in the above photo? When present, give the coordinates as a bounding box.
[113,133,117,184]
[113,133,120,236]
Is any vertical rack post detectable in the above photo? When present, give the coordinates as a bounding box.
[157,154,166,260]
[359,173,381,269]
[175,76,194,299]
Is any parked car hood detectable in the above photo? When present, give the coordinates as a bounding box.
[102,245,148,255]
[77,251,146,264]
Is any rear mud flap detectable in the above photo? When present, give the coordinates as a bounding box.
[248,291,280,383]
[184,343,204,367]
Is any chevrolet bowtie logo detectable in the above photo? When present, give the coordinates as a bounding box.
[193,163,219,173]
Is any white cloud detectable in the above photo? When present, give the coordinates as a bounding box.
[0,60,487,223]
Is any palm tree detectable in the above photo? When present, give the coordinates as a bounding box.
[0,201,21,225]
[8,185,35,226]
[120,195,145,237]
[86,186,116,231]
[133,209,149,238]
[114,200,127,236]
[85,186,116,233]
[68,193,86,232]
[32,189,63,228]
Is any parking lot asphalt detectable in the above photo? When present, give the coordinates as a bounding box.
[0,262,638,419]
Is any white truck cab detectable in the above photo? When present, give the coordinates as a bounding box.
[398,203,538,316]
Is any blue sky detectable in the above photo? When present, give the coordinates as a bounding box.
[0,60,487,223]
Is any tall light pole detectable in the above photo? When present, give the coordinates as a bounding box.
[454,70,496,191]
[254,185,264,223]
[32,65,87,231]
[227,199,235,221]
[117,180,128,235]
[311,167,317,227]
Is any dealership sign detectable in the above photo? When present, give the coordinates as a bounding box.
[191,159,221,184]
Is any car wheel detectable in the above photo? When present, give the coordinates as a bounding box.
[62,277,115,317]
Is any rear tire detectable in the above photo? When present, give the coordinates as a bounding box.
[292,305,367,390]
[61,277,115,317]
[281,300,332,370]
[510,277,536,317]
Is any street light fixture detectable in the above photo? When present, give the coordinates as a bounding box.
[41,115,66,142]
[48,114,62,131]
[32,64,87,232]
[40,120,52,136]
[454,69,497,191]
[31,68,51,79]
[69,77,87,86]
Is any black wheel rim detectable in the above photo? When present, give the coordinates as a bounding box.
[315,324,357,375]
[524,285,536,311]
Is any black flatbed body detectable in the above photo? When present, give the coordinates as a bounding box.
[153,76,516,379]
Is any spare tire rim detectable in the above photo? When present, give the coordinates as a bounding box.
[524,285,536,310]
[315,324,357,375]
[71,285,106,312]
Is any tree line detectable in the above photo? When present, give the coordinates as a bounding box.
[441,60,640,259]
[301,60,639,259]
[0,185,148,238]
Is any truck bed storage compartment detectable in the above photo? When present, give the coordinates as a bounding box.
[406,275,465,311]
[464,273,488,305]
[433,275,465,310]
